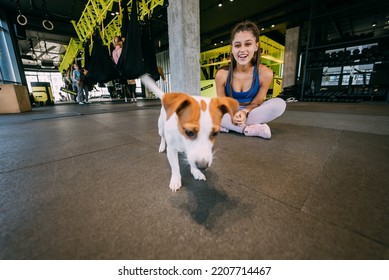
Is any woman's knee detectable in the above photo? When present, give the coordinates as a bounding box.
[247,98,286,124]
[221,113,233,127]
[273,97,286,116]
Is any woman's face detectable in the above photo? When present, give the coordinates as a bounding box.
[231,30,258,66]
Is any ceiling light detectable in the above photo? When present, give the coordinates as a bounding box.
[271,24,275,28]
[371,22,377,27]
[218,1,223,7]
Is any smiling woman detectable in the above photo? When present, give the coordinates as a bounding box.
[214,20,286,139]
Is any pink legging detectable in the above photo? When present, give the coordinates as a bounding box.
[221,98,286,133]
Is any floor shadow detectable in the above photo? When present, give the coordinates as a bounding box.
[170,155,253,231]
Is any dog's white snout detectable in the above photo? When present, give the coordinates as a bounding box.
[196,160,210,170]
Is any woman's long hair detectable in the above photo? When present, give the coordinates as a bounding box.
[226,20,261,96]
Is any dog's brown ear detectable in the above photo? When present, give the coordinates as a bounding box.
[211,96,239,119]
[162,93,194,119]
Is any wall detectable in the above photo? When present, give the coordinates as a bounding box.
[283,26,300,89]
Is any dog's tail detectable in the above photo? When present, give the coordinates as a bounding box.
[140,74,165,99]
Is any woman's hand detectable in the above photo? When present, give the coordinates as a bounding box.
[232,110,248,126]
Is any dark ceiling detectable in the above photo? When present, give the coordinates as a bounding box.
[0,0,388,70]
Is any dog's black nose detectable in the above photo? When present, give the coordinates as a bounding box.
[196,160,209,170]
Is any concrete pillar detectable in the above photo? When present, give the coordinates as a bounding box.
[282,26,300,89]
[167,0,200,95]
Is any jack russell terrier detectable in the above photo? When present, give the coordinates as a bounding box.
[140,74,238,192]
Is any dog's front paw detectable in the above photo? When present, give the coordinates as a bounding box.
[169,175,182,192]
[159,138,166,153]
[191,168,206,181]
[159,143,166,153]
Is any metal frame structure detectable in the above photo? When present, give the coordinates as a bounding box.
[59,0,164,72]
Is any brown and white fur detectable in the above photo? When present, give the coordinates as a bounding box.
[140,74,238,192]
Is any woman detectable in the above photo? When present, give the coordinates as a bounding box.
[215,21,286,139]
[72,63,84,104]
[112,36,123,65]
[112,36,137,102]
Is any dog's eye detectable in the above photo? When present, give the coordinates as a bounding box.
[185,129,196,139]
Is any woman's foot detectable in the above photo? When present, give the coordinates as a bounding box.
[244,124,271,139]
[220,127,229,133]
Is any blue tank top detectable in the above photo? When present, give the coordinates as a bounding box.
[225,66,260,104]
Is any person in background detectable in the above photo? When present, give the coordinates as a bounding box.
[72,63,84,104]
[111,36,138,103]
[62,70,71,90]
[112,36,123,65]
[127,79,137,103]
[106,80,116,99]
[67,65,77,102]
[59,92,67,101]
[79,67,90,104]
[112,36,128,101]
[215,20,286,139]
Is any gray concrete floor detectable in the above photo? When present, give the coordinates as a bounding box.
[0,100,388,260]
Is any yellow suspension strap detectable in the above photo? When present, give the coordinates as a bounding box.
[118,0,122,22]
[89,32,94,57]
[58,38,82,73]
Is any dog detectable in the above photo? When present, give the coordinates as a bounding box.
[140,74,238,192]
